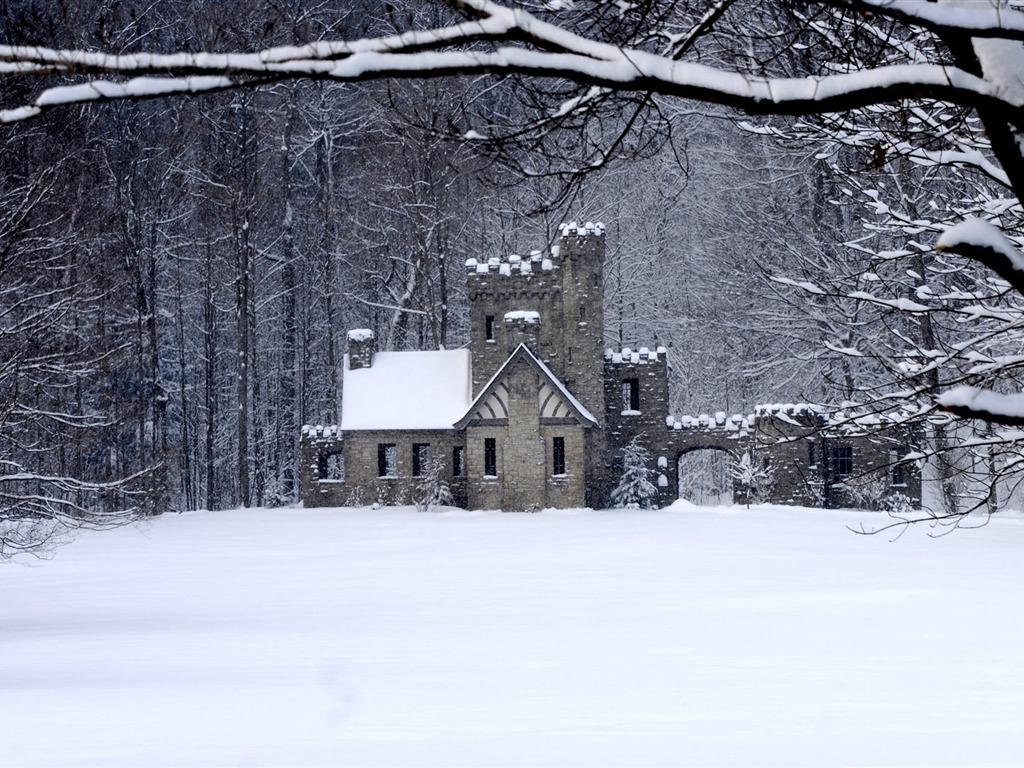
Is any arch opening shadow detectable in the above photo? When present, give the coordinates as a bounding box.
[677,446,738,506]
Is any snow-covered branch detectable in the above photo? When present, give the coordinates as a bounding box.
[0,2,1021,126]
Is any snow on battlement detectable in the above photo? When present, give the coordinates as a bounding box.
[605,346,666,364]
[754,402,915,432]
[464,220,602,278]
[559,221,605,237]
[465,249,555,276]
[301,424,341,440]
[666,411,753,435]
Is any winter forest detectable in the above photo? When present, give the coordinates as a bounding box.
[3,0,1024,551]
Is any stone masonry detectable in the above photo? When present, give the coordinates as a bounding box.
[300,221,922,511]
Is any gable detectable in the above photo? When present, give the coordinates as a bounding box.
[455,344,597,429]
[466,382,510,423]
[538,380,578,422]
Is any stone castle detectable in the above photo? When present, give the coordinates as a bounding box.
[301,222,920,511]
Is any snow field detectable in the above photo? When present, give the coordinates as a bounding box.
[4,504,1024,766]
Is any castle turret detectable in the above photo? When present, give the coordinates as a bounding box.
[464,221,607,423]
[556,221,606,425]
[465,249,563,394]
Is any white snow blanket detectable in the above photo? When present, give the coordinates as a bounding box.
[4,504,1024,766]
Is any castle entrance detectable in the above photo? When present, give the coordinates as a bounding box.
[677,447,737,506]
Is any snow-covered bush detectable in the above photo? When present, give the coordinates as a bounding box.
[416,460,454,512]
[731,451,774,508]
[610,435,658,510]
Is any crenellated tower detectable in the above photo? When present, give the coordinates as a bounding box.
[464,221,607,425]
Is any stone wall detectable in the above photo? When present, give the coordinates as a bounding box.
[466,254,565,395]
[755,406,922,508]
[301,426,467,508]
[461,358,589,511]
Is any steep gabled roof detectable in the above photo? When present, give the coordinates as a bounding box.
[341,349,472,431]
[454,344,597,429]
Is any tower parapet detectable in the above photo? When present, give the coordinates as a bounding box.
[464,221,607,426]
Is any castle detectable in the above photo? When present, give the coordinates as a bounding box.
[301,222,920,511]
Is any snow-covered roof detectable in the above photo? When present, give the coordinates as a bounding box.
[341,349,472,431]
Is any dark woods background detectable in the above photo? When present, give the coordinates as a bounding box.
[0,1,1000,519]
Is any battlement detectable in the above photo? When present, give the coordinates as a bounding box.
[666,412,754,436]
[465,250,556,277]
[301,424,341,440]
[605,346,666,365]
[753,402,913,433]
[559,221,606,238]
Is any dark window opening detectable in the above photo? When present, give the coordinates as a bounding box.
[808,443,816,468]
[623,378,640,411]
[485,315,495,341]
[579,305,586,321]
[318,452,345,481]
[484,438,497,477]
[453,446,465,477]
[832,444,853,480]
[377,444,397,477]
[412,443,430,477]
[552,437,566,476]
[890,449,907,487]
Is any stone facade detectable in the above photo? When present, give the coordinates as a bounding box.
[300,221,921,511]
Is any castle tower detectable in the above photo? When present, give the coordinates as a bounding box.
[555,222,606,424]
[464,221,607,423]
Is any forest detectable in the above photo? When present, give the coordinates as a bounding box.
[1,0,1023,553]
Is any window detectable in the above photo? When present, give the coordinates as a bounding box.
[832,444,853,480]
[412,443,430,477]
[453,446,465,477]
[579,305,586,321]
[890,449,907,487]
[485,315,495,341]
[808,443,816,468]
[317,452,345,481]
[484,438,497,477]
[377,444,397,477]
[622,378,640,412]
[552,437,566,476]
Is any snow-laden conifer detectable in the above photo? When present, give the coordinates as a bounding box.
[610,435,658,510]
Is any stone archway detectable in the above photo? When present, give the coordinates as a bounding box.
[676,446,739,506]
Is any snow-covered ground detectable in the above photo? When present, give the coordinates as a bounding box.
[5,503,1024,767]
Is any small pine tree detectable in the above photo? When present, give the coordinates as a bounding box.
[611,435,658,509]
[416,459,454,512]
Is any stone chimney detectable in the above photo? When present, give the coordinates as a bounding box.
[347,329,376,370]
[504,311,540,352]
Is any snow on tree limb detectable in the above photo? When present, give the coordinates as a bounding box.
[0,2,1021,123]
[853,0,1024,38]
[938,385,1024,425]
[937,217,1024,294]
